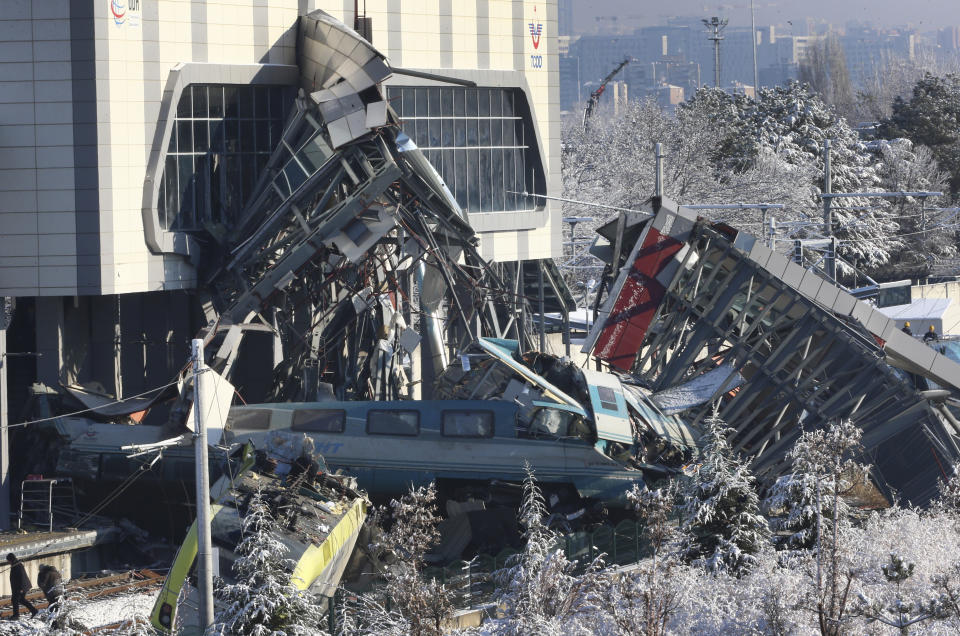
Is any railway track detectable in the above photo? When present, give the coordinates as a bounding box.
[0,569,165,620]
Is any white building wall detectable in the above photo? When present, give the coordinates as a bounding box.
[0,0,559,297]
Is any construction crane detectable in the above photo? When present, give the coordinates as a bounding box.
[582,58,631,129]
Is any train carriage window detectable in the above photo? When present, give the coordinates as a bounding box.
[229,408,271,430]
[367,410,419,436]
[441,411,494,438]
[292,409,345,433]
[596,386,620,412]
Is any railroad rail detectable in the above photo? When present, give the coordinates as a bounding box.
[0,569,165,620]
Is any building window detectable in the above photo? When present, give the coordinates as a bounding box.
[292,409,346,433]
[366,409,420,436]
[441,410,495,438]
[386,86,544,213]
[159,84,295,231]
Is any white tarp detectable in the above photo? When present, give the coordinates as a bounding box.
[649,364,745,415]
[184,365,235,447]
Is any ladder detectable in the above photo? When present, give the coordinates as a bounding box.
[19,478,78,532]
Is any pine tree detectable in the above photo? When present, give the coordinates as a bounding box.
[935,461,960,516]
[354,482,453,636]
[680,410,770,576]
[209,487,324,636]
[494,463,605,634]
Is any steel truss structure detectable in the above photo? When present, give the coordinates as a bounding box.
[586,199,960,506]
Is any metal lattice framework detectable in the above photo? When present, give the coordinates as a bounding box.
[587,201,960,506]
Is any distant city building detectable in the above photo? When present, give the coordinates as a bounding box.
[938,26,960,52]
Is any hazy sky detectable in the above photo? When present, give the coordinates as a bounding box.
[572,1,958,32]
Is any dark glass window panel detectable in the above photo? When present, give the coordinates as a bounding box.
[504,148,516,209]
[225,119,240,152]
[467,149,480,211]
[454,120,466,146]
[240,120,255,153]
[176,89,192,118]
[503,119,516,146]
[211,156,223,223]
[193,120,208,153]
[284,162,308,194]
[503,91,514,116]
[441,118,453,146]
[415,88,427,117]
[270,118,283,149]
[192,85,208,118]
[366,410,419,435]
[208,85,224,118]
[241,154,256,203]
[429,119,441,147]
[428,87,440,117]
[238,86,254,118]
[441,411,494,438]
[596,386,620,412]
[399,87,411,116]
[168,128,177,153]
[163,156,178,229]
[414,118,428,145]
[491,119,502,146]
[490,89,502,116]
[455,149,467,208]
[270,87,284,120]
[478,88,490,116]
[491,149,505,211]
[292,409,345,433]
[177,155,195,229]
[440,88,453,115]
[466,119,478,146]
[478,119,490,146]
[177,121,192,153]
[229,408,272,430]
[224,86,239,118]
[479,149,491,211]
[210,121,225,152]
[255,120,271,152]
[465,88,478,115]
[442,149,455,195]
[195,154,210,224]
[453,88,465,116]
[254,86,268,118]
[224,155,242,221]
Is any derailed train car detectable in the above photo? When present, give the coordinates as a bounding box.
[224,338,699,510]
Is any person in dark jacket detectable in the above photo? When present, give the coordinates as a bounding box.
[6,553,37,619]
[37,565,62,607]
[924,325,940,342]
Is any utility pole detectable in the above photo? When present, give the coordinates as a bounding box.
[750,0,759,94]
[654,143,664,198]
[822,139,835,282]
[192,339,214,631]
[703,17,728,88]
[0,300,9,531]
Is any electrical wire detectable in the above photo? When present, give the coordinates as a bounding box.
[8,379,184,430]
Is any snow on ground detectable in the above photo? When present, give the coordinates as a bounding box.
[74,590,158,628]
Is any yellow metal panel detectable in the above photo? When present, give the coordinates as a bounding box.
[290,498,366,590]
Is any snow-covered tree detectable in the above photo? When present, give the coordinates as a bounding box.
[880,73,960,194]
[357,482,453,636]
[490,463,604,635]
[935,461,960,516]
[679,410,770,577]
[209,487,325,636]
[602,483,685,636]
[858,552,952,634]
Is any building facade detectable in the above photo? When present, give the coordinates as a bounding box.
[0,1,560,406]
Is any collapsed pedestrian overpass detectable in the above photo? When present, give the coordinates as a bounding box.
[584,198,960,506]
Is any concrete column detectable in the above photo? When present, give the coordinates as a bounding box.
[0,321,10,530]
[35,297,65,388]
